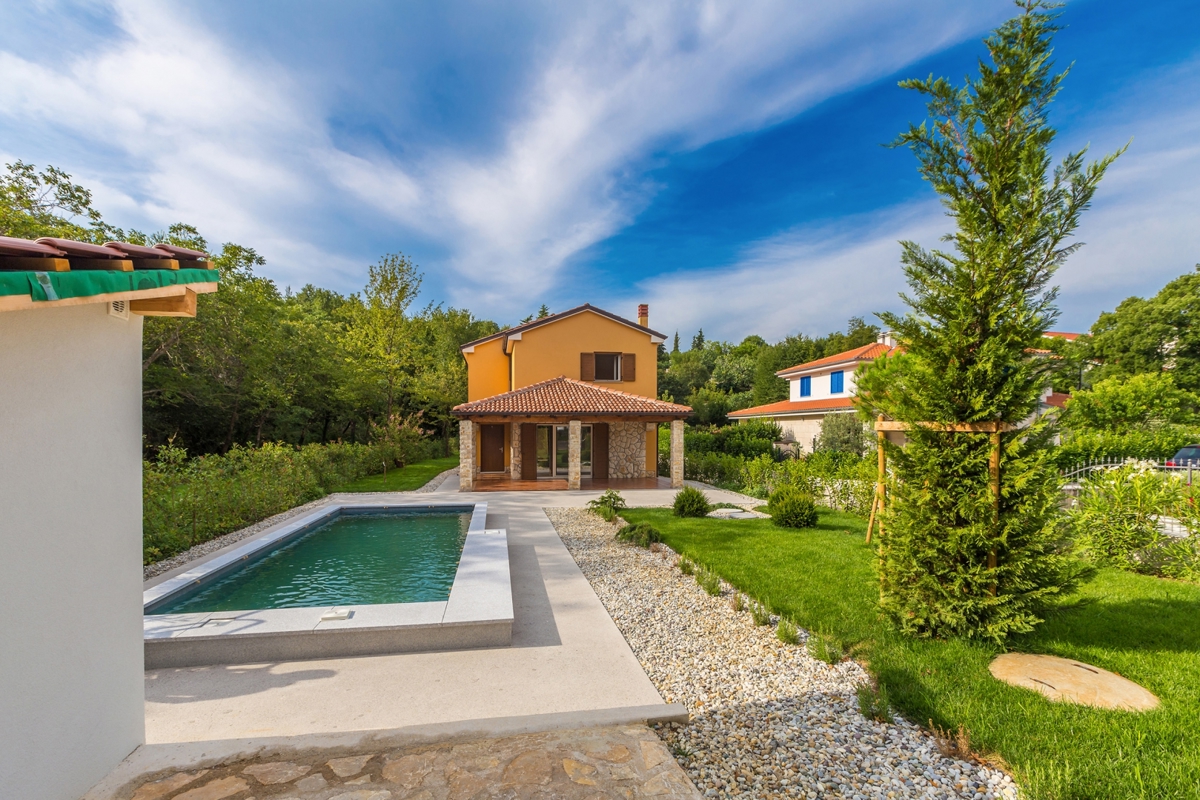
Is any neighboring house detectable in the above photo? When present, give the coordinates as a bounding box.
[452,303,691,490]
[731,331,1078,453]
[0,235,218,800]
[729,335,897,454]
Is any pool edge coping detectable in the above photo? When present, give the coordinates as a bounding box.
[143,501,513,666]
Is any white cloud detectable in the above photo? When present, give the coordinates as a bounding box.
[622,203,945,342]
[0,0,1010,306]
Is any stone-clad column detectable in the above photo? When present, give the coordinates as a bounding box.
[568,420,582,490]
[510,422,522,480]
[646,423,657,478]
[670,419,685,489]
[458,419,476,491]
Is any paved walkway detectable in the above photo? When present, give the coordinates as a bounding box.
[143,481,752,744]
[116,725,700,800]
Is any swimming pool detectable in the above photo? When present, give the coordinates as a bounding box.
[147,508,472,615]
[143,502,512,667]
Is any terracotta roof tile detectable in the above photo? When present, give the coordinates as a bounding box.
[776,342,895,376]
[729,396,857,417]
[452,376,691,417]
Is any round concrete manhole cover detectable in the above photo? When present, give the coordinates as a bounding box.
[989,653,1159,711]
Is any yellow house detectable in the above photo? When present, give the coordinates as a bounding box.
[452,303,691,490]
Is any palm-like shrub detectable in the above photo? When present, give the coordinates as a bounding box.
[673,485,711,517]
[587,489,627,522]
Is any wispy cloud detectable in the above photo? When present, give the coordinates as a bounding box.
[622,203,944,342]
[0,0,1008,307]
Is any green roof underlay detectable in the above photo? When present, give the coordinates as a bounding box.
[0,268,219,302]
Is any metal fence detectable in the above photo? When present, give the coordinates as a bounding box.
[1060,457,1196,538]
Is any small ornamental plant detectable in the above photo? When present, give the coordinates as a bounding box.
[696,566,722,596]
[776,617,800,645]
[673,485,711,517]
[768,486,819,529]
[615,522,663,548]
[587,489,627,522]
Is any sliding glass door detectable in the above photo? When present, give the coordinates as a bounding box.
[535,424,591,477]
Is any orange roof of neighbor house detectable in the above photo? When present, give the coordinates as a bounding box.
[452,376,691,418]
[776,342,896,377]
[459,303,667,351]
[1043,391,1070,409]
[729,396,857,418]
[1045,331,1084,341]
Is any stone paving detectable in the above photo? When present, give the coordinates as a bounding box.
[123,726,701,800]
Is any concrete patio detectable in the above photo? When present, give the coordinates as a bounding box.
[139,480,756,745]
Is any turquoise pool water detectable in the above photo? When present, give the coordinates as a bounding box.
[149,509,472,615]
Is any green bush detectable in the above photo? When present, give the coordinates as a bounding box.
[749,600,772,626]
[615,522,662,548]
[143,428,439,565]
[768,486,819,528]
[679,556,695,575]
[683,452,748,487]
[673,485,711,517]
[1067,461,1200,580]
[1056,427,1200,467]
[742,452,875,516]
[587,489,627,523]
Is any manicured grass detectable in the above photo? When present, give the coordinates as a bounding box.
[334,456,459,492]
[621,508,1200,800]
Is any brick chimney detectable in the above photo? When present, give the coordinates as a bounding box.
[637,303,649,328]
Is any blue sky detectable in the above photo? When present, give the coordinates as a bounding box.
[1,0,1197,342]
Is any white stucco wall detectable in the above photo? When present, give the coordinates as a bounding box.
[0,303,145,800]
[787,365,860,402]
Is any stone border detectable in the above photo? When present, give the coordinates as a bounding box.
[143,501,513,668]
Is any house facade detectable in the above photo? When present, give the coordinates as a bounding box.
[0,235,218,800]
[452,304,691,490]
[729,336,897,453]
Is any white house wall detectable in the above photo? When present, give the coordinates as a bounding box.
[787,366,860,402]
[0,303,145,800]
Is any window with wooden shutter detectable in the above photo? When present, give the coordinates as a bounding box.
[594,353,620,381]
[621,353,635,381]
[581,352,595,381]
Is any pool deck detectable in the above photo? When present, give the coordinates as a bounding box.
[142,479,756,746]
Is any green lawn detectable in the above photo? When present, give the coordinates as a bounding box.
[621,508,1200,800]
[334,456,459,492]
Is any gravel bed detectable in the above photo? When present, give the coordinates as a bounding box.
[548,507,1018,800]
[143,468,456,581]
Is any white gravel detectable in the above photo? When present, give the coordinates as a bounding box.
[548,507,1019,800]
[143,468,456,581]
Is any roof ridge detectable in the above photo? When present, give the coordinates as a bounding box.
[459,303,666,350]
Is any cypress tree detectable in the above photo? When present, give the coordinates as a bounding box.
[857,1,1121,642]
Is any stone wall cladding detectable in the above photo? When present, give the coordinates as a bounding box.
[670,420,685,489]
[510,422,522,479]
[458,420,476,490]
[608,421,649,479]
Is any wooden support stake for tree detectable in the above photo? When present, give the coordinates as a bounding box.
[866,415,886,544]
[989,430,1001,596]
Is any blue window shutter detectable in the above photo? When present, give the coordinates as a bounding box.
[830,371,844,393]
[799,376,811,397]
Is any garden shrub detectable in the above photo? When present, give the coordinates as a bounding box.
[1067,461,1200,580]
[776,617,799,645]
[856,683,893,724]
[678,556,695,575]
[749,600,772,626]
[768,486,819,529]
[673,485,711,517]
[587,489,627,523]
[615,522,662,548]
[806,630,845,665]
[695,566,722,596]
[1055,426,1200,468]
[143,425,439,565]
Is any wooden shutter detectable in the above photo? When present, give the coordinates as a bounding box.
[580,352,595,381]
[592,423,609,480]
[520,423,537,480]
[621,353,635,382]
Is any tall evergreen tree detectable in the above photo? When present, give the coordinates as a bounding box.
[672,331,680,354]
[857,1,1120,642]
[691,329,705,351]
